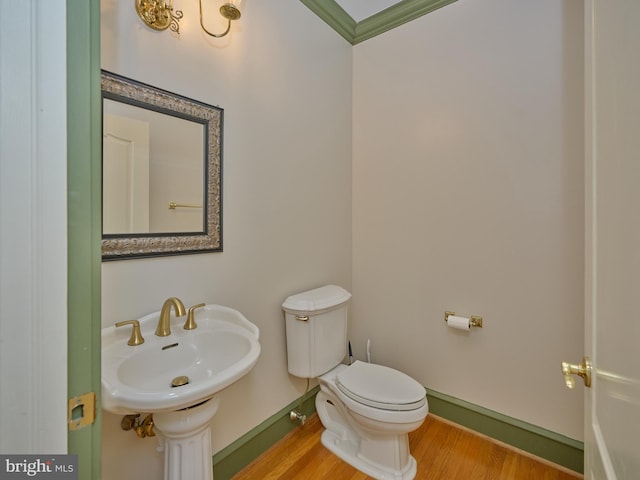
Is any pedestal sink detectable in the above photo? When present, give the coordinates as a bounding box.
[102,304,261,480]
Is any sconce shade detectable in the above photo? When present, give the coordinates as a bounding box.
[220,0,242,20]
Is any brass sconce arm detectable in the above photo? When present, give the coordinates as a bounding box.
[199,0,241,38]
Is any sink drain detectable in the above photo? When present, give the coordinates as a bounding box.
[171,375,190,388]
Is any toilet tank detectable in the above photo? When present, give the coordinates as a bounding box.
[282,285,352,378]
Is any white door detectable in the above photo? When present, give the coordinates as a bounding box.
[103,113,150,234]
[582,0,640,478]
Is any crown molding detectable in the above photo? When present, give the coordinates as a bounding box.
[300,0,458,45]
[299,0,356,43]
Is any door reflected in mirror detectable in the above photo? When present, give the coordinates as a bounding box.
[101,71,222,260]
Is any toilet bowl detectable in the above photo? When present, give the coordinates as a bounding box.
[316,362,428,480]
[282,285,428,480]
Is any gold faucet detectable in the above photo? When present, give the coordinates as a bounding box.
[184,303,206,330]
[115,319,145,346]
[155,297,186,336]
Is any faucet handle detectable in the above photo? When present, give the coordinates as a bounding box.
[184,303,206,330]
[115,320,145,346]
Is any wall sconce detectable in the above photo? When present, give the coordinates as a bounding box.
[135,0,243,38]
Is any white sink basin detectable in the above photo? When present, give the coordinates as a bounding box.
[102,304,260,414]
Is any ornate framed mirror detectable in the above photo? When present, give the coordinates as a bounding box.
[101,70,222,260]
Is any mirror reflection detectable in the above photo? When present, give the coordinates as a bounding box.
[103,99,205,235]
[101,70,223,261]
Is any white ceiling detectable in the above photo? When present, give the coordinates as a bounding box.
[334,0,403,22]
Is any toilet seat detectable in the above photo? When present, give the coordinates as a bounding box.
[336,361,426,412]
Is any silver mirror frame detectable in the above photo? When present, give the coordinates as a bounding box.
[101,70,222,261]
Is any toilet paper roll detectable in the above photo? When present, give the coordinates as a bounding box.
[446,315,470,331]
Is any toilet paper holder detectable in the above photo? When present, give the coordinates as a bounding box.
[444,311,483,328]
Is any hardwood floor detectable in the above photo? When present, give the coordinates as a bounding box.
[232,414,583,480]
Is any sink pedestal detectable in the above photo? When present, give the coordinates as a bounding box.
[154,397,220,480]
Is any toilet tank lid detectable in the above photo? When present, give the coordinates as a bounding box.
[282,285,352,314]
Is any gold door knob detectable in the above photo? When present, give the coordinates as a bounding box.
[561,356,592,389]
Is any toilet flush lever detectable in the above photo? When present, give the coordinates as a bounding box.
[561,356,592,389]
[295,315,309,322]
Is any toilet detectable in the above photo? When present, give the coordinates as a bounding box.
[282,285,428,480]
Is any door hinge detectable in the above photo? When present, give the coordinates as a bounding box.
[68,392,96,431]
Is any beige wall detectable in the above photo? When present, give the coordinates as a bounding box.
[100,1,352,478]
[352,0,584,440]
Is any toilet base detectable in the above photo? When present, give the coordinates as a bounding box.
[316,389,420,480]
[320,429,417,480]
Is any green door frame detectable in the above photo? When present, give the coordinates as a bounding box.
[67,0,101,477]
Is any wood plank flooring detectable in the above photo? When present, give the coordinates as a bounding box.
[232,414,583,480]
